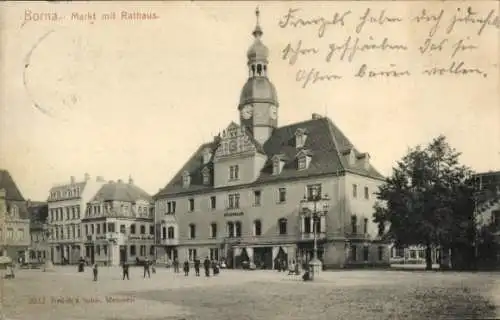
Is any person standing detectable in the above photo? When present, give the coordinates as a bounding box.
[183,260,190,276]
[122,261,130,280]
[143,258,151,279]
[92,263,98,281]
[203,257,210,277]
[212,260,219,276]
[194,258,200,277]
[173,258,180,273]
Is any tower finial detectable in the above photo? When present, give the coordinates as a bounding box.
[252,7,263,38]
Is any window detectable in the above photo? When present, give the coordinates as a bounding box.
[91,224,95,234]
[210,223,217,238]
[140,245,146,256]
[189,224,196,239]
[378,246,384,260]
[167,201,177,214]
[162,227,166,239]
[210,248,219,261]
[165,226,174,239]
[108,223,115,233]
[188,249,197,261]
[352,184,358,198]
[188,198,195,212]
[363,245,369,261]
[493,210,500,228]
[304,216,311,233]
[351,215,357,234]
[103,246,108,256]
[298,156,307,170]
[351,245,357,261]
[17,228,24,240]
[77,228,81,238]
[96,245,101,255]
[278,218,287,235]
[150,246,155,255]
[253,220,262,236]
[140,225,146,234]
[235,221,242,237]
[272,160,281,175]
[202,170,210,185]
[150,225,154,235]
[307,184,322,200]
[120,224,126,234]
[363,218,368,234]
[210,196,216,210]
[96,224,101,234]
[227,222,234,238]
[182,171,191,188]
[254,190,261,206]
[66,208,70,220]
[278,188,287,203]
[85,225,89,235]
[228,193,240,209]
[103,223,107,233]
[229,165,239,180]
[71,207,76,219]
[130,224,136,234]
[364,186,369,199]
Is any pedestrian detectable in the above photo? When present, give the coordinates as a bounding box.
[151,260,156,274]
[203,257,210,277]
[143,258,151,279]
[194,258,200,277]
[173,258,180,273]
[122,261,130,280]
[183,260,190,276]
[92,263,98,281]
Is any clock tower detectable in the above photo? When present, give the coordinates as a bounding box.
[238,8,279,145]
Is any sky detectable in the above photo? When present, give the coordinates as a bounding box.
[0,1,498,201]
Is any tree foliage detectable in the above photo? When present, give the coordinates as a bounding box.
[373,135,475,267]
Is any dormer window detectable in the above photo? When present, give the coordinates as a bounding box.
[201,167,211,185]
[272,155,285,175]
[359,152,370,170]
[295,128,308,148]
[343,148,356,165]
[182,171,191,188]
[202,148,212,164]
[296,150,312,170]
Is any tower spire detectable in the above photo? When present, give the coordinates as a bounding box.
[252,6,263,38]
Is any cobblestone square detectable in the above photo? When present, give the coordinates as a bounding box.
[2,267,499,320]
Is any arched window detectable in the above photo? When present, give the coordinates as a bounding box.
[304,216,311,233]
[189,224,196,239]
[251,64,256,76]
[278,218,287,235]
[227,222,234,238]
[167,226,175,239]
[235,221,242,237]
[162,227,167,239]
[253,220,262,236]
[130,224,136,234]
[256,64,262,75]
[351,215,357,234]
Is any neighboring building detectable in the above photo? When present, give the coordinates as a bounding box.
[153,10,390,269]
[47,173,106,264]
[81,177,154,266]
[0,170,30,261]
[28,201,49,262]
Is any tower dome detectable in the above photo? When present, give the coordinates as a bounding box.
[239,77,278,107]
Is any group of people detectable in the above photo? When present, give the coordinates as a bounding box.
[90,258,156,281]
[182,257,220,277]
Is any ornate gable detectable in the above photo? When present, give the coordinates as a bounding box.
[214,122,258,160]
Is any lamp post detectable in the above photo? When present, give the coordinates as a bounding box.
[299,188,329,280]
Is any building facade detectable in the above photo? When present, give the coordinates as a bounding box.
[28,201,49,262]
[47,174,105,264]
[0,170,31,261]
[81,177,154,266]
[154,10,391,269]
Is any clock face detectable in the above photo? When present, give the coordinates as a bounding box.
[241,105,253,119]
[229,140,238,152]
[270,106,278,120]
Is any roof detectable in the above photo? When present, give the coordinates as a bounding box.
[239,77,278,107]
[155,116,385,198]
[90,181,152,203]
[0,170,25,201]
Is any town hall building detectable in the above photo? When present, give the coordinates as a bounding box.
[154,9,390,269]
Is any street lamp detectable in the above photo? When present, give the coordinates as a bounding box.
[299,188,330,280]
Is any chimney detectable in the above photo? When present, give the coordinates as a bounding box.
[70,176,76,184]
[96,176,105,182]
[312,113,322,120]
[84,173,90,181]
[128,175,134,184]
[27,199,32,208]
